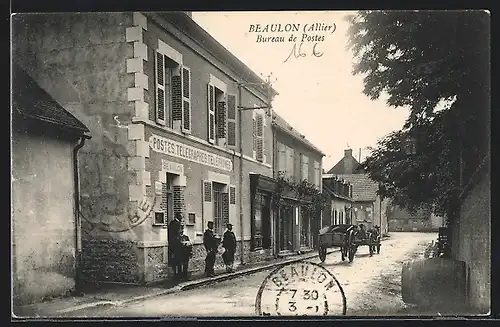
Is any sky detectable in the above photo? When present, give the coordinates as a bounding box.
[192,11,409,170]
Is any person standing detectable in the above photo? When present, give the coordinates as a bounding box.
[203,221,218,277]
[178,229,193,281]
[222,223,237,273]
[168,213,182,280]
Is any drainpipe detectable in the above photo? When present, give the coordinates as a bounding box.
[238,84,245,265]
[73,135,89,295]
[272,123,279,258]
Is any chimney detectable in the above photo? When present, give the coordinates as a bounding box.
[344,148,354,173]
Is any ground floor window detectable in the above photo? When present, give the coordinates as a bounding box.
[155,173,175,225]
[252,192,271,250]
[300,207,310,248]
[212,182,228,237]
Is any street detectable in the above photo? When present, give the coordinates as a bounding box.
[58,232,436,317]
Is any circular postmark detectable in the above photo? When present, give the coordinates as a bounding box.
[255,261,346,316]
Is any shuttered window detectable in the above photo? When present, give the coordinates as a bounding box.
[313,160,321,188]
[207,84,227,145]
[207,84,215,143]
[229,186,236,205]
[155,52,167,126]
[217,100,227,139]
[286,146,295,180]
[255,113,264,162]
[156,51,184,128]
[277,142,287,175]
[227,94,237,147]
[301,154,309,182]
[181,66,192,133]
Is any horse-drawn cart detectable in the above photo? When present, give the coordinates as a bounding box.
[318,224,382,263]
[318,224,357,263]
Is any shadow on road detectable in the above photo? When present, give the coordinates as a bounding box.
[320,261,352,267]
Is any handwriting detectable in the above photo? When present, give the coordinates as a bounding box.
[284,42,324,63]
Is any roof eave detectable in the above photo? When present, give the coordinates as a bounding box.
[272,121,326,156]
[16,109,91,138]
[154,12,278,97]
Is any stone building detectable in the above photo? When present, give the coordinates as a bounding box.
[273,114,324,255]
[322,176,354,227]
[11,63,91,304]
[12,12,278,285]
[386,205,444,232]
[325,148,388,234]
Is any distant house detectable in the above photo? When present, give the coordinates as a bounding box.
[386,204,444,232]
[11,63,91,305]
[273,113,324,255]
[322,176,354,227]
[325,149,388,234]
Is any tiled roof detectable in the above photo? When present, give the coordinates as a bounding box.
[327,156,361,174]
[12,63,90,135]
[272,113,325,156]
[324,173,378,202]
[322,185,353,202]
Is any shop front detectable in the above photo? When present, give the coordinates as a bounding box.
[250,174,275,257]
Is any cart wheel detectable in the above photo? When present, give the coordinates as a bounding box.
[341,247,346,261]
[319,247,327,262]
[377,245,381,254]
[348,246,356,262]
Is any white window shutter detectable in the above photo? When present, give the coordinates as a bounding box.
[217,95,227,142]
[181,66,192,134]
[202,180,213,230]
[227,94,237,147]
[255,113,264,162]
[155,52,166,126]
[207,84,215,144]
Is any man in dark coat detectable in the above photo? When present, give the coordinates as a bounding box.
[168,213,182,280]
[178,229,193,281]
[203,221,218,277]
[356,223,367,240]
[222,223,237,273]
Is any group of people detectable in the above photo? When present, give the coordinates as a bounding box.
[203,221,237,277]
[354,223,381,240]
[167,214,237,281]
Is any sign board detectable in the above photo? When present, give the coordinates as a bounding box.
[154,181,163,195]
[149,134,233,172]
[161,159,184,175]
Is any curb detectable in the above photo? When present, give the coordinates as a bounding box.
[178,248,339,291]
[57,248,339,313]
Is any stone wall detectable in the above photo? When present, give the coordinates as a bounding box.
[81,239,141,284]
[452,168,490,313]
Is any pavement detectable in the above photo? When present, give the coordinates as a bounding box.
[31,233,436,317]
[13,246,343,318]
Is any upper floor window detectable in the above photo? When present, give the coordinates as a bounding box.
[300,154,309,181]
[313,160,321,189]
[252,110,266,163]
[155,41,191,133]
[207,77,237,148]
[277,142,295,180]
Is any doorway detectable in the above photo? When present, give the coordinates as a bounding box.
[279,205,294,252]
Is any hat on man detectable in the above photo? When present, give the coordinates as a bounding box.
[226,223,233,227]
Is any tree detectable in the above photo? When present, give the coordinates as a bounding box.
[346,10,490,221]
